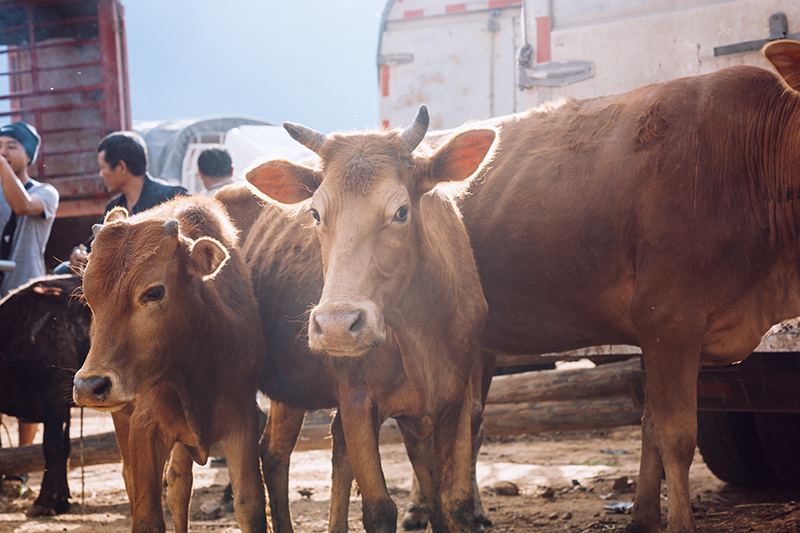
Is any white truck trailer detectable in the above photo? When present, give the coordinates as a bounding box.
[377,0,800,488]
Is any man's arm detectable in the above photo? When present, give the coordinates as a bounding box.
[0,157,43,216]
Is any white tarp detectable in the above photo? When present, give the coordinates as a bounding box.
[224,125,315,180]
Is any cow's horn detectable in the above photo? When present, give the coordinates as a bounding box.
[284,122,328,154]
[92,224,103,236]
[400,104,429,153]
[163,219,180,237]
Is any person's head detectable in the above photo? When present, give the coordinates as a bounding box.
[0,121,41,176]
[97,131,148,195]
[197,147,233,188]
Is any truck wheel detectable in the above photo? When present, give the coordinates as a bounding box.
[754,412,800,489]
[696,411,777,486]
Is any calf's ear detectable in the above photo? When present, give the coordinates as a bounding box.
[764,40,800,92]
[188,237,230,280]
[104,207,129,224]
[422,128,497,192]
[246,159,319,204]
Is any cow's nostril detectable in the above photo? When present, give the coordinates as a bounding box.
[349,312,364,334]
[86,376,112,399]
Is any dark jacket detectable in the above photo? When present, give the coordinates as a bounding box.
[104,174,187,215]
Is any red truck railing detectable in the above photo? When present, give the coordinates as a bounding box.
[0,0,130,265]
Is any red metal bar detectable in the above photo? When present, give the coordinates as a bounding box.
[0,100,101,117]
[97,0,127,134]
[536,16,551,63]
[0,84,105,101]
[31,15,98,29]
[34,37,100,51]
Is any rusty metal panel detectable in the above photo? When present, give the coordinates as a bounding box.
[0,0,130,218]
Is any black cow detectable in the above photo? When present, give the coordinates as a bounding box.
[0,274,91,516]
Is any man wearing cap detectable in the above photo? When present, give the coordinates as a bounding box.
[0,120,59,458]
[0,121,59,298]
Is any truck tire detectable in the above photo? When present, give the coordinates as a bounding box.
[754,412,800,489]
[696,411,777,486]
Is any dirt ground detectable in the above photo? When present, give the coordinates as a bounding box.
[2,410,800,533]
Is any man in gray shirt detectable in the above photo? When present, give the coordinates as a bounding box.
[0,120,59,454]
[0,121,59,298]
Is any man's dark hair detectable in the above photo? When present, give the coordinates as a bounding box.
[98,131,148,176]
[197,147,233,178]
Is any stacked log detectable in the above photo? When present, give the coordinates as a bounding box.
[0,357,643,474]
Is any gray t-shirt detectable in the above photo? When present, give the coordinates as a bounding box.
[0,178,59,297]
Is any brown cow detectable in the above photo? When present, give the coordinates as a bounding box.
[225,106,496,533]
[443,40,800,533]
[72,196,267,533]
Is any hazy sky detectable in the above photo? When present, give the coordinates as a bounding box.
[124,0,388,133]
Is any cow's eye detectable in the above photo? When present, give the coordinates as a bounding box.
[393,205,409,222]
[310,208,321,224]
[141,285,165,304]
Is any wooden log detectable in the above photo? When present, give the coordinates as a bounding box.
[487,357,641,404]
[0,431,120,476]
[482,395,642,436]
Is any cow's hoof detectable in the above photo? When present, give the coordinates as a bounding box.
[625,521,643,533]
[401,503,428,530]
[474,513,492,533]
[27,504,57,517]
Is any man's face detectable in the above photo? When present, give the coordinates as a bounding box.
[0,136,30,176]
[98,150,126,195]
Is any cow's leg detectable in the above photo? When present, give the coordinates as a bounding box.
[112,404,135,500]
[434,390,475,533]
[470,423,489,532]
[399,428,442,532]
[403,420,487,532]
[166,443,194,533]
[471,350,496,531]
[122,417,173,533]
[629,401,663,533]
[223,403,268,533]
[29,405,71,516]
[401,472,428,531]
[339,395,396,533]
[329,409,355,533]
[260,400,305,533]
[628,328,701,533]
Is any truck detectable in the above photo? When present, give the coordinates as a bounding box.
[0,0,130,267]
[377,0,800,488]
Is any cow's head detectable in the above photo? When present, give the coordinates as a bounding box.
[247,106,496,356]
[73,207,229,410]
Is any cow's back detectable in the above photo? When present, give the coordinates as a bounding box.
[461,65,792,357]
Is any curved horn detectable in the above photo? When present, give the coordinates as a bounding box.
[92,224,103,236]
[163,219,180,237]
[400,104,430,153]
[284,122,328,154]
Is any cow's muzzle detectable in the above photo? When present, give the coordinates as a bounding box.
[73,370,131,412]
[309,300,385,356]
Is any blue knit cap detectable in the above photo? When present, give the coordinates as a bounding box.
[0,121,41,164]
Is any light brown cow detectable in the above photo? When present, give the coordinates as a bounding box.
[72,196,267,533]
[235,106,496,533]
[445,40,800,533]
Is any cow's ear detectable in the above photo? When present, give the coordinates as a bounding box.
[188,237,230,280]
[421,129,496,192]
[104,207,129,224]
[246,159,319,204]
[764,40,800,92]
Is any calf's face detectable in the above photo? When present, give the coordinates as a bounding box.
[247,106,495,357]
[73,209,229,411]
